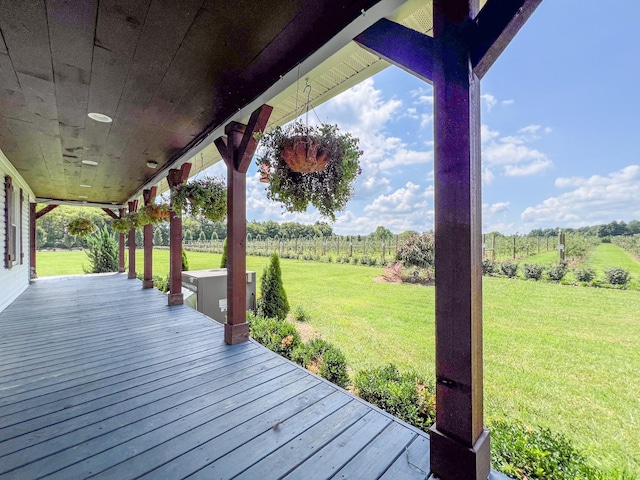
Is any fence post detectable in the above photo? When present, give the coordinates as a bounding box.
[492,234,496,261]
[513,236,517,259]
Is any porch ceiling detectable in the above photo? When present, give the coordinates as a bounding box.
[0,0,397,206]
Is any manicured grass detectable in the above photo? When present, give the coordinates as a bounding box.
[35,249,640,474]
[580,243,640,289]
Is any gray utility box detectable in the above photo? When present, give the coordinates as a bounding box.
[182,269,256,324]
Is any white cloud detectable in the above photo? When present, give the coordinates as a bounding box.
[521,165,640,227]
[483,201,514,233]
[481,94,497,111]
[482,123,552,183]
[501,99,514,106]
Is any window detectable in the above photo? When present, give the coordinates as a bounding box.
[4,175,17,269]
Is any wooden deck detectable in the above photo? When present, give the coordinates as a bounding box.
[0,274,509,480]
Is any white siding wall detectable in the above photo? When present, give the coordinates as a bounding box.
[0,150,34,313]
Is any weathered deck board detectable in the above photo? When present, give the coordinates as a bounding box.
[0,274,435,479]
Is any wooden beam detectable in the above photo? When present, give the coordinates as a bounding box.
[429,1,490,479]
[354,18,435,84]
[215,104,272,345]
[127,200,138,280]
[471,0,543,78]
[29,202,36,279]
[118,207,125,273]
[166,163,191,306]
[35,204,58,220]
[101,208,118,220]
[142,187,157,289]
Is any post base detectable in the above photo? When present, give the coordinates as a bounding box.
[127,271,136,279]
[224,322,250,345]
[142,279,154,289]
[168,292,183,306]
[430,425,490,480]
[118,267,125,273]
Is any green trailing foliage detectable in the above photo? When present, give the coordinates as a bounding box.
[220,237,228,268]
[396,232,435,269]
[523,263,545,281]
[352,364,436,432]
[604,266,630,286]
[248,314,301,360]
[257,253,289,320]
[83,227,118,273]
[291,338,349,388]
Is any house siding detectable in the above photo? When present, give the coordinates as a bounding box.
[0,149,34,313]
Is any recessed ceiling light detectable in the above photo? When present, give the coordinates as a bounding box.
[82,160,98,166]
[88,112,112,123]
[80,184,91,188]
[146,161,158,169]
[78,195,88,199]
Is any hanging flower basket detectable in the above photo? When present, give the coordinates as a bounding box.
[259,163,270,183]
[67,217,96,238]
[256,122,363,221]
[141,203,170,222]
[281,136,329,172]
[172,176,227,222]
[111,217,131,234]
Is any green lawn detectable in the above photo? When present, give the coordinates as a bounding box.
[35,249,640,475]
[580,243,640,289]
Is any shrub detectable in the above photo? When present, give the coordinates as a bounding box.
[248,315,301,360]
[547,262,568,282]
[220,237,228,268]
[352,364,435,432]
[482,258,496,275]
[154,274,170,293]
[500,261,519,278]
[293,305,308,322]
[83,227,118,273]
[257,253,290,320]
[292,339,349,388]
[181,246,189,271]
[400,267,435,285]
[604,266,630,286]
[523,263,544,281]
[574,266,596,282]
[489,418,604,480]
[396,233,435,269]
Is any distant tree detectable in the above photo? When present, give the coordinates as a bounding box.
[84,227,118,273]
[153,228,163,246]
[198,231,206,242]
[372,225,393,241]
[258,253,289,320]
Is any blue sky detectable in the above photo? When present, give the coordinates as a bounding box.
[210,1,640,235]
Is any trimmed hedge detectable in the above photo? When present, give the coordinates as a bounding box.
[248,315,301,360]
[292,338,349,388]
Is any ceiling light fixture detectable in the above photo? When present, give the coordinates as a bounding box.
[80,184,91,188]
[146,161,158,169]
[87,112,112,123]
[78,195,88,199]
[82,160,98,166]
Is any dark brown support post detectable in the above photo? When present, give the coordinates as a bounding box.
[214,104,272,345]
[29,203,36,279]
[118,208,126,273]
[166,163,191,306]
[101,208,118,219]
[142,187,157,289]
[127,200,138,279]
[429,1,489,478]
[30,204,59,279]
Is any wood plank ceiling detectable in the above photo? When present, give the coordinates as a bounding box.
[0,0,380,205]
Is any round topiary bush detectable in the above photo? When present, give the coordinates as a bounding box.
[523,263,544,281]
[396,233,435,269]
[574,266,596,283]
[500,261,519,278]
[604,266,630,286]
[547,262,568,282]
[248,315,301,360]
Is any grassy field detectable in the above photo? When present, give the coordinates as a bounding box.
[582,243,640,289]
[36,249,640,475]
